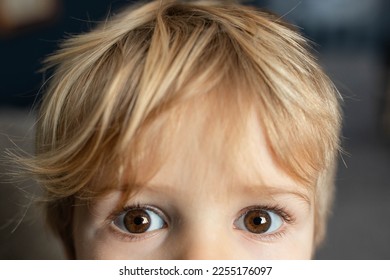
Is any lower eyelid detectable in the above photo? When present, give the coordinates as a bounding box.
[238,227,288,243]
[108,221,165,242]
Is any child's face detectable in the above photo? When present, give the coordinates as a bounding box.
[73,102,315,259]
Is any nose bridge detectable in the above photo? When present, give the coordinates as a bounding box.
[169,212,244,260]
[183,242,228,260]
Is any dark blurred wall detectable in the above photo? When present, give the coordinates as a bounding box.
[0,0,131,107]
[1,0,389,107]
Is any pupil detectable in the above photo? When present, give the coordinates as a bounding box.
[253,217,263,225]
[134,216,144,225]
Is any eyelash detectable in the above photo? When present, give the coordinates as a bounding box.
[107,203,295,242]
[251,205,294,223]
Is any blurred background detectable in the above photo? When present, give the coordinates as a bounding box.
[0,0,389,259]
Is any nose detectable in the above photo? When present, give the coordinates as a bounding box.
[168,222,250,260]
[175,235,233,259]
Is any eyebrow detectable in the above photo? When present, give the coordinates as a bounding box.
[241,184,313,207]
[118,182,312,207]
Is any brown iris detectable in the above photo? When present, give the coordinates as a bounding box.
[123,209,151,234]
[244,209,271,233]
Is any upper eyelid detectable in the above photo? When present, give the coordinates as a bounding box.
[109,203,294,224]
[108,204,170,226]
[236,205,295,224]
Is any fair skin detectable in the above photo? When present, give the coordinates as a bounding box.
[73,100,315,259]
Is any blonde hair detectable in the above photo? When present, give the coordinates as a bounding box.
[24,0,341,258]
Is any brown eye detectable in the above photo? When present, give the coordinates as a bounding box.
[243,210,271,233]
[114,208,166,234]
[124,209,151,233]
[235,208,283,234]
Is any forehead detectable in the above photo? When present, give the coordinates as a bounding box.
[130,90,310,199]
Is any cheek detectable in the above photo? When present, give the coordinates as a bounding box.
[239,233,314,259]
